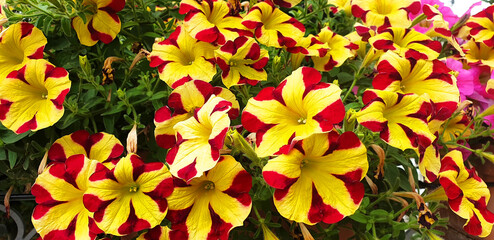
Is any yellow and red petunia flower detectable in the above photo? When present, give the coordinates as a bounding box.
[166,155,252,240]
[179,0,251,45]
[417,102,461,183]
[154,80,239,149]
[215,36,269,88]
[149,26,217,88]
[241,1,305,48]
[421,4,463,55]
[351,0,420,29]
[425,150,494,237]
[463,40,494,68]
[356,89,435,151]
[0,22,47,82]
[368,27,442,60]
[137,226,171,240]
[166,95,232,181]
[439,112,472,145]
[287,35,328,69]
[310,27,357,71]
[72,0,125,46]
[47,130,124,168]
[466,5,494,47]
[0,59,71,134]
[83,153,174,236]
[241,67,345,158]
[32,155,102,240]
[372,52,460,110]
[263,131,368,225]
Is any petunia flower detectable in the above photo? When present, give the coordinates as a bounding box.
[72,0,125,46]
[166,95,232,181]
[310,27,357,71]
[179,0,251,45]
[425,150,494,237]
[154,80,239,149]
[0,59,71,134]
[215,36,269,88]
[0,22,46,82]
[287,35,329,69]
[368,27,442,60]
[32,155,101,240]
[420,4,463,55]
[351,0,420,29]
[439,112,472,145]
[463,40,494,68]
[466,5,494,47]
[166,155,252,240]
[149,26,217,88]
[83,153,174,236]
[242,1,305,48]
[409,0,459,34]
[137,226,171,240]
[263,131,368,225]
[356,89,435,151]
[242,67,345,158]
[372,51,460,110]
[47,130,124,168]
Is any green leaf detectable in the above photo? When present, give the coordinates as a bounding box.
[0,130,30,144]
[61,17,72,36]
[101,104,126,116]
[150,91,169,100]
[8,150,17,169]
[0,148,5,160]
[103,116,115,133]
[23,158,29,170]
[142,32,163,38]
[349,212,368,223]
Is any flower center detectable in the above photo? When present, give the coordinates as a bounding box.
[297,117,307,124]
[300,159,308,168]
[129,184,139,193]
[41,92,48,99]
[203,181,215,190]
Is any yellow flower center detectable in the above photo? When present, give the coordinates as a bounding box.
[203,181,215,190]
[41,93,48,99]
[129,185,139,193]
[300,159,308,168]
[297,117,307,124]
